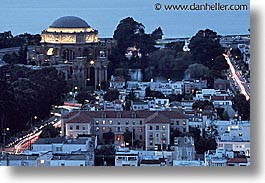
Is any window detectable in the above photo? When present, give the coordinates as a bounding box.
[102,127,106,132]
[117,127,121,132]
[126,121,129,125]
[61,163,65,166]
[69,125,73,130]
[109,120,113,125]
[150,126,153,130]
[96,127,99,132]
[96,121,99,125]
[176,121,179,125]
[162,125,166,130]
[118,121,121,125]
[82,125,86,130]
[182,121,186,126]
[139,128,142,133]
[132,121,136,125]
[56,147,62,152]
[140,120,142,125]
[102,120,106,125]
[156,125,159,130]
[183,128,186,132]
[76,125,80,130]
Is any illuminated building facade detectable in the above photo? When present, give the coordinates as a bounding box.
[39,16,115,89]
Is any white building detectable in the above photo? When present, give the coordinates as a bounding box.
[109,76,126,90]
[115,148,139,166]
[172,136,195,161]
[50,154,90,166]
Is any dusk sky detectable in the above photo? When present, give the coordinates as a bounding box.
[0,0,249,38]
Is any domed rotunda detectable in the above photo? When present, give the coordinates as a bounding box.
[39,16,113,90]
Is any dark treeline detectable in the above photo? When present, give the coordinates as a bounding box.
[0,31,41,49]
[0,65,67,139]
[109,17,229,83]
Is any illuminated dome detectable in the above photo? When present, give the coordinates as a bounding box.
[41,16,98,44]
[50,16,90,28]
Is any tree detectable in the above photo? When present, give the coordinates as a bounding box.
[151,27,163,40]
[75,92,95,104]
[192,100,214,111]
[212,55,229,71]
[113,17,145,53]
[102,131,115,144]
[188,29,224,69]
[123,129,135,147]
[103,89,120,101]
[0,65,67,135]
[222,111,230,120]
[147,49,193,80]
[18,45,28,65]
[195,137,217,154]
[167,94,183,102]
[39,125,60,138]
[188,127,201,141]
[232,94,250,120]
[170,127,185,145]
[230,48,243,60]
[184,63,210,80]
[165,41,185,53]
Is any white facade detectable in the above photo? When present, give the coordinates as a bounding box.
[66,123,92,138]
[115,148,139,166]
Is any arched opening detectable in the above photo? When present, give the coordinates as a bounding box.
[86,67,95,87]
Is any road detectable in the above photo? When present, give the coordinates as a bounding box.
[2,116,61,154]
[224,53,250,101]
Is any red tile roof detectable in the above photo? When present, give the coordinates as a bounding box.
[145,112,170,124]
[211,96,234,101]
[227,158,247,163]
[64,110,188,124]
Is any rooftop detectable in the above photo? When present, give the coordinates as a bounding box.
[50,16,90,28]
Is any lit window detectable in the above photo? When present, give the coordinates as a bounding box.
[96,121,99,125]
[183,121,186,125]
[96,127,99,132]
[162,125,166,130]
[109,120,113,125]
[102,120,106,125]
[102,127,106,132]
